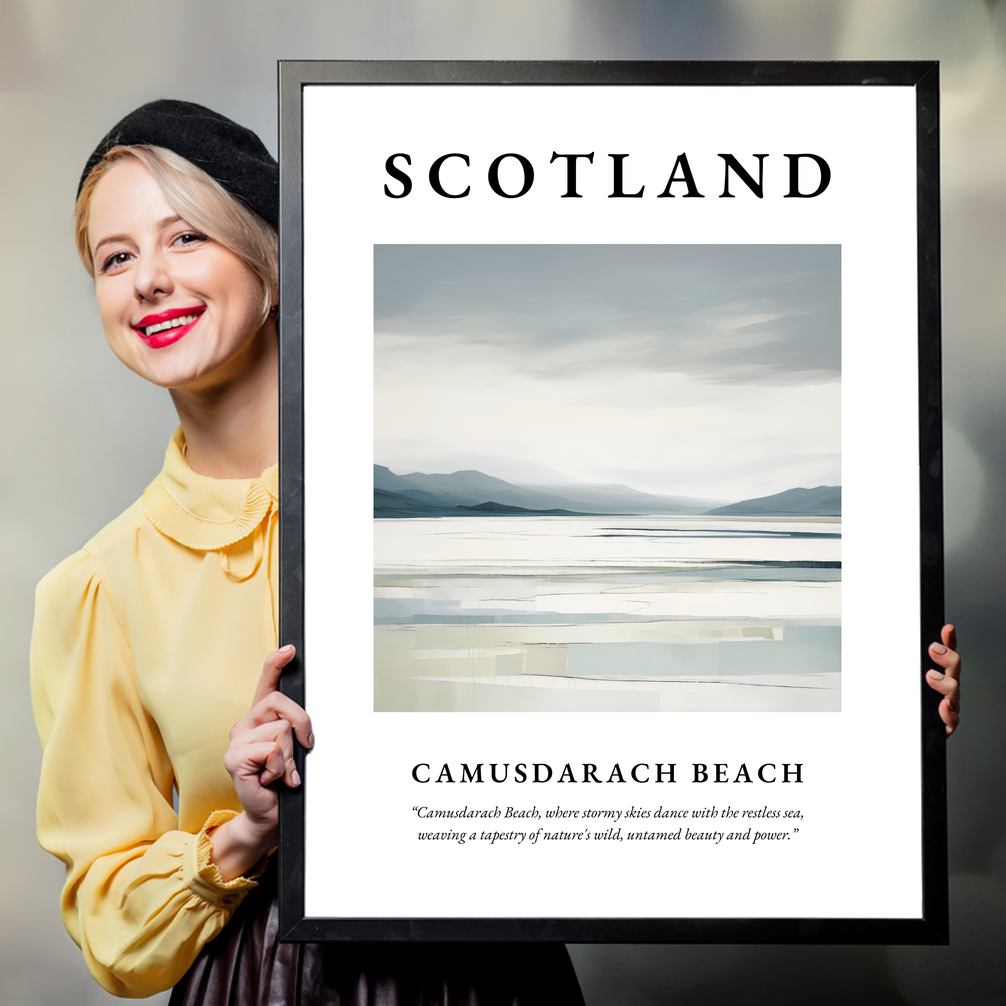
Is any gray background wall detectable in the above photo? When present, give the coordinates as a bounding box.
[1,2,1003,1003]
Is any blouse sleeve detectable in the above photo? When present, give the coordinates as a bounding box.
[31,549,262,998]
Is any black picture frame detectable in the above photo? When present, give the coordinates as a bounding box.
[277,60,945,944]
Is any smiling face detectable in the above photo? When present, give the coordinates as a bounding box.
[87,158,272,393]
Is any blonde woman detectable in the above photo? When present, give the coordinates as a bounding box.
[32,100,585,1004]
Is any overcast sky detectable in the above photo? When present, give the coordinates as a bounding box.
[375,244,840,500]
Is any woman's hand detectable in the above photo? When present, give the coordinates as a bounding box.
[926,624,961,737]
[209,645,314,881]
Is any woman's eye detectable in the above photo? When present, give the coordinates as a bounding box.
[173,231,208,248]
[101,251,132,273]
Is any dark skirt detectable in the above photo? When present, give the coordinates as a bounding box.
[169,870,585,1006]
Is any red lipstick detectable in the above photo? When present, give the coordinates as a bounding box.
[133,306,205,349]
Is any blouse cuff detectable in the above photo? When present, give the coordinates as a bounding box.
[183,810,269,909]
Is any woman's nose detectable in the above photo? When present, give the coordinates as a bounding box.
[133,249,173,302]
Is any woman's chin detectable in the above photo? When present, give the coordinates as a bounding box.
[110,322,273,395]
[122,353,218,392]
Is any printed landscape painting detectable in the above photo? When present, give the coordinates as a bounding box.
[374,245,841,713]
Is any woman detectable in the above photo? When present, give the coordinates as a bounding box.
[31,100,585,1003]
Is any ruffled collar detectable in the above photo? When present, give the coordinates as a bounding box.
[143,428,278,551]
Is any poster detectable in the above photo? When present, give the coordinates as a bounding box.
[278,62,945,942]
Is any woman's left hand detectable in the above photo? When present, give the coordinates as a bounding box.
[926,624,961,737]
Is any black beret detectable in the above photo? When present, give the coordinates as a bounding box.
[78,99,278,228]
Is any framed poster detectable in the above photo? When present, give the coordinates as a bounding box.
[277,61,946,943]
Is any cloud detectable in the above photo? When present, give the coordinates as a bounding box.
[375,244,840,385]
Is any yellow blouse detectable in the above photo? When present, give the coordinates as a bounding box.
[31,428,279,998]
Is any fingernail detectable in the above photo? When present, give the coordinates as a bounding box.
[280,644,295,654]
[928,669,944,680]
[292,768,301,787]
[931,643,947,655]
[307,732,315,748]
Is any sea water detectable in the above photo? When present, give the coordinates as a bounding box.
[374,515,841,713]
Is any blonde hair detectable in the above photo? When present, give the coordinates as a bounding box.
[75,145,278,322]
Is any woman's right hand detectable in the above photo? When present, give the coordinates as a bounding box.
[209,645,314,881]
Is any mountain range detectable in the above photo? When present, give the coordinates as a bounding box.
[375,465,841,518]
[705,484,841,516]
